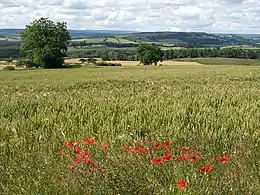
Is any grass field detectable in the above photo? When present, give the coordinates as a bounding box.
[0,65,260,194]
[176,58,260,66]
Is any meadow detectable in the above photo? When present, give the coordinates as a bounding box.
[0,64,260,194]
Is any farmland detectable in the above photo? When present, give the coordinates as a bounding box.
[1,64,260,194]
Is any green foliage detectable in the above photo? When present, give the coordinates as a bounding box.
[79,58,87,63]
[62,63,83,68]
[6,58,13,63]
[20,17,71,68]
[137,43,164,65]
[0,46,20,59]
[95,62,122,66]
[15,59,38,68]
[87,58,97,64]
[2,66,15,71]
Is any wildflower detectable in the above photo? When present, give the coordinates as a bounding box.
[57,151,65,156]
[154,142,161,150]
[193,151,203,159]
[74,141,80,146]
[103,141,109,149]
[65,140,73,148]
[123,146,130,151]
[188,156,197,164]
[177,180,188,189]
[146,138,153,144]
[84,157,92,165]
[201,165,212,173]
[69,165,76,169]
[188,151,203,163]
[131,146,139,154]
[163,141,172,150]
[74,147,81,154]
[163,151,173,161]
[84,170,89,175]
[178,154,189,161]
[138,148,148,155]
[220,155,230,164]
[136,143,144,148]
[152,157,163,165]
[179,146,190,153]
[84,139,96,145]
[74,156,82,164]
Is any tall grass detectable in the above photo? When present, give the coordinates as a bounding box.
[0,65,260,194]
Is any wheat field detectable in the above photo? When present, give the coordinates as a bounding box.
[0,65,260,194]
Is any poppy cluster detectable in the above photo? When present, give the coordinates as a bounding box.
[58,139,109,175]
[57,138,231,190]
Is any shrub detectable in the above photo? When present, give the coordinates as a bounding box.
[96,62,122,66]
[3,66,15,71]
[63,63,83,68]
[6,58,13,63]
[16,59,37,68]
[79,58,87,63]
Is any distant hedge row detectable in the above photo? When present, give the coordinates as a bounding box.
[1,46,260,61]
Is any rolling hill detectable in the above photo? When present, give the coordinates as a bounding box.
[0,29,260,47]
[119,32,258,46]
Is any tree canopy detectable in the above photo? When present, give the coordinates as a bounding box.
[137,43,164,65]
[20,17,71,68]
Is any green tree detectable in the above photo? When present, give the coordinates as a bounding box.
[20,17,71,68]
[137,43,163,65]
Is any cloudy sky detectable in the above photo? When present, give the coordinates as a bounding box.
[0,0,259,33]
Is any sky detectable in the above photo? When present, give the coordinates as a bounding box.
[0,0,260,33]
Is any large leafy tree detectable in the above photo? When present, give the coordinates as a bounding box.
[20,17,71,68]
[137,43,163,65]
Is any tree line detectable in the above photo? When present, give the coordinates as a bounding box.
[2,46,260,61]
[67,47,260,61]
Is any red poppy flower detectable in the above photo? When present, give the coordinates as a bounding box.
[84,139,96,145]
[65,141,73,148]
[103,141,109,149]
[154,142,161,150]
[131,146,139,154]
[193,151,203,159]
[84,170,89,175]
[84,157,92,165]
[123,146,130,151]
[146,138,153,144]
[177,180,188,189]
[138,148,148,155]
[152,157,163,165]
[201,165,212,173]
[178,154,189,161]
[69,165,76,169]
[74,147,81,154]
[163,151,173,161]
[210,155,215,162]
[57,151,65,156]
[188,156,197,164]
[137,143,144,148]
[179,146,190,153]
[220,155,230,164]
[163,141,172,150]
[74,156,82,164]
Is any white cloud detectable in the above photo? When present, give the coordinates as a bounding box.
[0,0,259,33]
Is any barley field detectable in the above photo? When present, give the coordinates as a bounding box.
[0,65,260,194]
